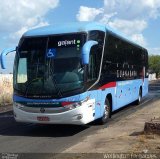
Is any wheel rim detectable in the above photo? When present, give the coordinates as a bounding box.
[139,91,142,102]
[104,104,109,119]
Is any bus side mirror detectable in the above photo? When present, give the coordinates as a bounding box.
[0,47,16,69]
[82,40,98,65]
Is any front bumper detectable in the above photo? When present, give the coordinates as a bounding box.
[13,99,95,125]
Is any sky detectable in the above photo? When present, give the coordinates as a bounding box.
[0,0,160,73]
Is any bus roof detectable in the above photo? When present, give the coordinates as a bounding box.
[23,22,106,37]
[23,22,146,50]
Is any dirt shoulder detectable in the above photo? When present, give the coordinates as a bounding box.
[64,99,160,153]
[0,104,12,113]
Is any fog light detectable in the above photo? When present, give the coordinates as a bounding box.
[14,102,24,109]
[77,114,83,120]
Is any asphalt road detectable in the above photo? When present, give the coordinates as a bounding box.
[0,80,160,153]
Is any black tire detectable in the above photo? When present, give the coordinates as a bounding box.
[135,88,142,105]
[98,98,111,125]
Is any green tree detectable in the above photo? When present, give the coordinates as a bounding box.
[149,55,160,78]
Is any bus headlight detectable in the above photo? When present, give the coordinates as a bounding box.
[61,96,90,110]
[14,102,24,109]
[62,102,82,110]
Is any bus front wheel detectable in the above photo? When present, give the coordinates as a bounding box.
[98,98,111,124]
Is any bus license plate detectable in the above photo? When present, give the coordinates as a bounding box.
[37,116,50,121]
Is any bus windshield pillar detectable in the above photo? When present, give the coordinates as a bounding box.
[82,40,98,65]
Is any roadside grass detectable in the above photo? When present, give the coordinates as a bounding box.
[0,74,13,106]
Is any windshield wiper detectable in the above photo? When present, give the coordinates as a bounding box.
[24,78,42,96]
[49,68,63,98]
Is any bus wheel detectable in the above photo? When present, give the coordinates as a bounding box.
[135,88,142,105]
[98,98,111,125]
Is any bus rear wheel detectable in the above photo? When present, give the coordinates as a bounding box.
[98,98,111,125]
[135,88,142,105]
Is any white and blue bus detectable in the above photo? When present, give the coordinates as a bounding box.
[0,22,148,125]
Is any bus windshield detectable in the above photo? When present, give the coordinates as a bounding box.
[14,33,86,98]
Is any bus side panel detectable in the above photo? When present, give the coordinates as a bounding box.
[115,79,144,111]
[142,78,148,97]
[87,78,148,119]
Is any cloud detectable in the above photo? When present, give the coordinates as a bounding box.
[104,0,160,20]
[76,0,160,47]
[76,6,103,21]
[148,47,160,55]
[108,19,147,36]
[131,34,147,46]
[0,0,59,46]
[10,21,49,40]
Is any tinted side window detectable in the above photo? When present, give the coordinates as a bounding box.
[102,32,148,82]
[102,34,120,81]
[88,30,105,81]
[88,30,105,46]
[88,47,97,81]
